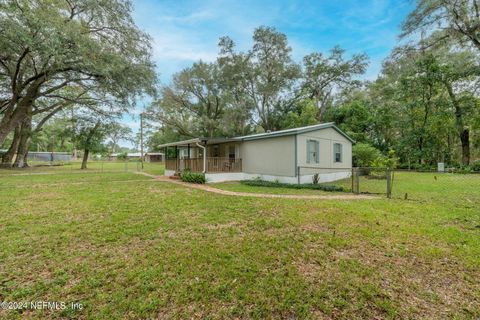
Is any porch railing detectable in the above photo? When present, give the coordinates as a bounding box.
[165,157,242,173]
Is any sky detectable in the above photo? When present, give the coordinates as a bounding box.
[121,0,414,149]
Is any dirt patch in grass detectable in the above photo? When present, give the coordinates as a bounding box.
[203,222,242,230]
[295,241,480,319]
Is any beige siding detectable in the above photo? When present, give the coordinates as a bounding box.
[297,127,352,169]
[241,135,295,176]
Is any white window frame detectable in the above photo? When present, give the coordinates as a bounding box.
[307,139,320,164]
[334,143,343,163]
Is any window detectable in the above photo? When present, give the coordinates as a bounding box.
[334,143,342,163]
[228,145,235,160]
[307,139,319,164]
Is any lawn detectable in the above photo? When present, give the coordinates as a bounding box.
[213,171,480,202]
[0,170,478,319]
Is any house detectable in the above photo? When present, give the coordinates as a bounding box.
[109,152,143,161]
[145,152,164,162]
[158,123,354,183]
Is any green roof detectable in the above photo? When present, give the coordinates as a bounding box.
[235,123,355,143]
[158,123,355,148]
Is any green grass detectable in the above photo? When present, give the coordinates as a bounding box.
[214,172,480,203]
[0,171,478,319]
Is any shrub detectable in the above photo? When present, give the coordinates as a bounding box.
[472,160,480,172]
[352,143,382,167]
[405,163,436,171]
[241,179,344,192]
[456,165,472,174]
[180,170,206,184]
[117,152,128,161]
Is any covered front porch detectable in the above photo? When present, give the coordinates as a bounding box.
[159,138,242,174]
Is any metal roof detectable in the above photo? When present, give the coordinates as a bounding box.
[157,137,240,148]
[236,122,355,143]
[157,123,355,148]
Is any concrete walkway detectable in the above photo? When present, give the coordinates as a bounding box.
[136,172,378,200]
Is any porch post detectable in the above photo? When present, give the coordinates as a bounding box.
[204,142,207,173]
[175,146,178,171]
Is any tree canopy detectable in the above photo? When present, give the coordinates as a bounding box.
[0,0,157,167]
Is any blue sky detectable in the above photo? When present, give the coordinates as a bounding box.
[122,0,413,148]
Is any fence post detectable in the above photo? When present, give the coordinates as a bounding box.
[386,169,392,199]
[297,166,300,184]
[351,168,354,193]
[352,168,360,194]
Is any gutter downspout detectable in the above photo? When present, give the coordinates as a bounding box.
[196,142,206,173]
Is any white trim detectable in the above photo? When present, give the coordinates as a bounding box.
[205,172,245,183]
[333,142,343,163]
[205,172,350,184]
[243,173,298,184]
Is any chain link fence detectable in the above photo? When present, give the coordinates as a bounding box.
[298,166,480,200]
[297,166,391,195]
[0,158,166,175]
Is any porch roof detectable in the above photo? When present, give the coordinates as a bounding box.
[157,137,240,148]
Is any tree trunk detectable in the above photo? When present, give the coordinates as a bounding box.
[445,82,470,165]
[0,104,27,146]
[81,149,89,169]
[21,149,30,168]
[13,119,32,168]
[0,124,21,167]
[460,128,470,166]
[0,79,43,145]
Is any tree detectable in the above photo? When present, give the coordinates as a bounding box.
[0,0,157,145]
[75,121,106,169]
[402,0,480,51]
[1,87,101,167]
[372,48,453,165]
[436,50,480,165]
[218,26,301,131]
[30,114,75,153]
[105,123,132,154]
[302,47,368,121]
[352,143,382,167]
[279,99,318,129]
[155,61,226,138]
[325,90,373,144]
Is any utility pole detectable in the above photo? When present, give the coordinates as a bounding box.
[140,112,144,170]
